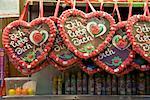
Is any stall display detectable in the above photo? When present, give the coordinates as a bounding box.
[1,0,150,99]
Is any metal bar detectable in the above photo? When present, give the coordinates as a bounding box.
[28,0,150,7]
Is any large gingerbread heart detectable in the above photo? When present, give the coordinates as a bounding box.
[49,17,79,67]
[58,9,116,59]
[131,54,150,71]
[92,21,135,74]
[126,15,150,62]
[10,58,49,75]
[117,65,135,76]
[47,58,76,71]
[78,59,102,75]
[2,18,56,69]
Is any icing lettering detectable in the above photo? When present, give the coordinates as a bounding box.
[9,30,33,55]
[65,19,94,46]
[54,44,65,52]
[10,37,28,48]
[15,43,32,55]
[140,43,150,51]
[10,30,26,40]
[98,48,115,60]
[72,35,93,46]
[134,23,150,52]
[135,33,150,42]
[134,24,150,34]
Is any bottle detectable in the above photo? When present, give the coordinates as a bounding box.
[131,73,137,95]
[111,75,117,95]
[77,71,82,95]
[118,76,126,95]
[88,75,95,95]
[137,72,145,95]
[64,72,71,94]
[106,74,111,95]
[145,72,150,95]
[95,74,102,95]
[58,75,62,95]
[70,74,76,94]
[101,74,106,95]
[82,73,88,94]
[126,74,132,95]
[52,76,58,95]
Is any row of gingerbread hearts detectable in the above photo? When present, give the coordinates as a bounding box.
[2,9,149,75]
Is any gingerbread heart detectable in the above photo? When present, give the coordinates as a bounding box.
[11,58,49,75]
[78,59,102,75]
[126,15,150,62]
[2,18,56,69]
[49,17,79,67]
[47,58,75,71]
[117,65,135,76]
[58,9,115,59]
[92,21,135,74]
[132,54,150,71]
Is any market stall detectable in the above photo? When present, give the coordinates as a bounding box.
[0,0,150,100]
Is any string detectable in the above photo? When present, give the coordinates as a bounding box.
[19,0,30,20]
[86,2,89,13]
[128,2,132,20]
[86,0,96,12]
[73,0,76,10]
[39,0,44,18]
[112,0,121,22]
[54,0,61,17]
[144,0,149,16]
[100,0,104,11]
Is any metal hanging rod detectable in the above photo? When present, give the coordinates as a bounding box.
[28,0,150,7]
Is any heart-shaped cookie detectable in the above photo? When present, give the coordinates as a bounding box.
[78,59,102,75]
[92,21,135,74]
[2,18,56,69]
[117,65,135,76]
[58,9,115,59]
[49,17,79,67]
[131,54,150,71]
[126,15,150,62]
[47,58,76,71]
[11,58,49,75]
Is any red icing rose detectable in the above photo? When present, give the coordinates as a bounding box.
[33,31,43,44]
[90,25,100,35]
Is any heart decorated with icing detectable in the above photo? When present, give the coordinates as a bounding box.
[58,9,116,59]
[126,15,150,62]
[49,17,79,67]
[78,59,102,75]
[47,58,76,71]
[92,21,135,74]
[131,54,150,71]
[11,58,49,75]
[117,65,135,76]
[2,18,56,69]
